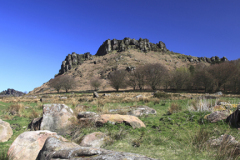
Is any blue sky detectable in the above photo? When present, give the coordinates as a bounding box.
[0,0,240,93]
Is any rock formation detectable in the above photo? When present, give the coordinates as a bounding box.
[59,52,92,74]
[96,37,168,56]
[0,88,25,97]
[0,119,13,142]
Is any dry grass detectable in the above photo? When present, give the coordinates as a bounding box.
[168,103,182,114]
[8,103,24,116]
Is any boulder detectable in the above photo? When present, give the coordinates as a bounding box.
[96,114,146,128]
[226,106,240,128]
[28,117,43,131]
[128,106,157,117]
[93,91,99,98]
[8,130,66,160]
[37,137,156,160]
[77,111,99,119]
[0,119,13,142]
[80,132,107,148]
[205,110,231,122]
[40,104,75,133]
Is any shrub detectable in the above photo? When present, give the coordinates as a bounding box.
[8,103,24,116]
[153,91,171,99]
[90,77,102,91]
[168,103,182,114]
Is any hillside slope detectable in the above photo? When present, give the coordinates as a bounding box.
[29,38,227,94]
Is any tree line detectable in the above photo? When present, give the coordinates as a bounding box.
[108,59,240,93]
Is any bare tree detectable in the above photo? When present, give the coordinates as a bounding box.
[134,66,146,91]
[90,77,102,91]
[144,63,167,90]
[61,75,76,93]
[170,67,191,90]
[108,70,126,91]
[127,71,137,90]
[48,76,63,93]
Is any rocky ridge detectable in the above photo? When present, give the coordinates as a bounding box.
[0,88,25,97]
[58,37,228,75]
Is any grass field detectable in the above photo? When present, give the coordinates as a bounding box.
[0,92,240,160]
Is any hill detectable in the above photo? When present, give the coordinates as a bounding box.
[0,88,25,97]
[29,38,228,94]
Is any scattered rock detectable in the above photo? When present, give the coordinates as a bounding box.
[0,119,13,142]
[8,130,66,160]
[96,114,146,128]
[135,95,143,99]
[40,104,75,134]
[93,91,99,98]
[40,98,52,103]
[36,137,156,160]
[59,96,67,100]
[205,110,231,122]
[77,111,99,119]
[128,106,157,117]
[102,93,111,97]
[215,91,223,96]
[208,135,239,146]
[80,132,107,148]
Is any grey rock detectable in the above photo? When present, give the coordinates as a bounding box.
[37,137,157,160]
[93,91,99,98]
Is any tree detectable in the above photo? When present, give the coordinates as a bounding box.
[193,64,214,92]
[61,75,76,93]
[134,66,146,91]
[90,77,102,91]
[48,76,63,93]
[127,71,137,90]
[144,63,167,90]
[170,67,191,91]
[108,70,126,91]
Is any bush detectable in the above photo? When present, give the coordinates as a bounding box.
[168,103,182,114]
[153,91,171,99]
[8,103,24,116]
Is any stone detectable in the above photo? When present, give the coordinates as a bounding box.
[93,91,99,98]
[8,130,66,160]
[40,104,75,134]
[128,106,157,117]
[77,111,99,119]
[226,106,240,128]
[36,137,156,160]
[40,98,52,103]
[0,119,13,142]
[80,132,107,148]
[96,114,146,128]
[28,117,43,131]
[215,91,223,95]
[205,110,231,122]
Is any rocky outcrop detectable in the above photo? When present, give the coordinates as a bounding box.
[36,137,157,160]
[0,88,25,97]
[59,52,92,74]
[8,130,66,160]
[0,119,13,142]
[96,37,168,56]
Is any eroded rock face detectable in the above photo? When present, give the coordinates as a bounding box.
[37,137,156,160]
[8,130,66,160]
[80,132,107,148]
[96,114,146,128]
[40,104,75,134]
[0,119,13,142]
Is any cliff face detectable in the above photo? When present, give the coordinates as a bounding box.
[59,52,92,75]
[96,37,167,56]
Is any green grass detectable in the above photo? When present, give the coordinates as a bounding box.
[1,97,240,159]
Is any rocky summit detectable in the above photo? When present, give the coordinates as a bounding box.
[0,88,25,97]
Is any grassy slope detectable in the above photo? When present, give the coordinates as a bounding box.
[0,94,240,160]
